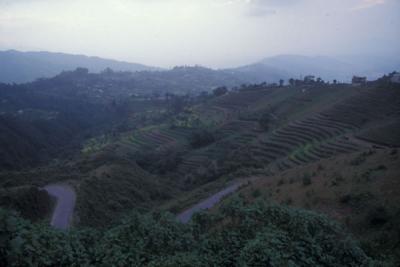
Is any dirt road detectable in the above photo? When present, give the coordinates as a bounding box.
[44,184,76,230]
[176,182,242,223]
[43,179,244,228]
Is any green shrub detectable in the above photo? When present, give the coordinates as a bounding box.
[258,112,272,131]
[375,165,387,171]
[0,197,378,266]
[277,178,286,186]
[331,172,345,186]
[251,189,262,198]
[189,129,215,148]
[302,174,312,186]
[350,153,366,166]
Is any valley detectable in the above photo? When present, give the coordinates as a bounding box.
[2,0,399,265]
[0,69,399,265]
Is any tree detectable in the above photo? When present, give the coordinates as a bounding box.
[258,112,271,131]
[213,86,228,97]
[166,94,186,114]
[190,129,215,148]
[74,67,89,75]
[279,79,284,87]
[0,199,378,266]
[101,68,114,75]
[152,91,160,99]
[198,91,209,102]
[199,91,208,98]
[288,78,295,86]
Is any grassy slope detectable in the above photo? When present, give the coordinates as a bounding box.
[229,148,400,260]
[74,146,180,227]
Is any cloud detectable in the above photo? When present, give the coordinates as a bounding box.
[0,0,47,5]
[352,0,385,10]
[246,0,299,7]
[242,0,300,17]
[246,7,276,17]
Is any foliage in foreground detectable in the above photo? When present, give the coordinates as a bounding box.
[0,197,383,266]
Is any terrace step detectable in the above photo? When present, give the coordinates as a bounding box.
[293,153,309,164]
[269,135,301,147]
[291,121,337,139]
[285,125,329,141]
[301,117,349,134]
[315,113,360,130]
[273,130,313,144]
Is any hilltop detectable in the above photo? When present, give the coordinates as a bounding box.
[243,54,400,82]
[0,50,159,83]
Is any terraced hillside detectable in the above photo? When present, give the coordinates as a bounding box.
[122,126,193,152]
[2,78,399,230]
[167,81,400,262]
[162,81,400,189]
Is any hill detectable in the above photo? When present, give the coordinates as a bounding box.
[0,80,119,170]
[247,54,400,82]
[259,55,356,81]
[0,50,159,83]
[224,62,290,84]
[0,72,399,264]
[231,148,400,260]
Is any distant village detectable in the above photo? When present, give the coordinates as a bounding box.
[286,71,400,87]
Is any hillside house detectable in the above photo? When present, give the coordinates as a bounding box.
[352,76,367,86]
[304,75,315,83]
[390,73,400,84]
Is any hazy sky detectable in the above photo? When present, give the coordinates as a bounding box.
[0,0,399,68]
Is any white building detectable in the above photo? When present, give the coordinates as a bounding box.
[304,75,315,83]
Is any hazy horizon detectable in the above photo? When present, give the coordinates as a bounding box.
[1,0,399,68]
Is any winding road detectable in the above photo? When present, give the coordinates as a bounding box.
[176,182,243,223]
[44,184,76,230]
[43,180,242,229]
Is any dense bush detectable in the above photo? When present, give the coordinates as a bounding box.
[0,209,98,266]
[0,197,379,266]
[189,129,215,148]
[302,173,312,186]
[258,112,272,131]
[0,186,52,222]
[213,86,228,97]
[135,148,183,174]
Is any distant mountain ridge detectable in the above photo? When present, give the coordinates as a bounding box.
[0,50,160,84]
[219,54,399,83]
[253,54,400,82]
[259,55,355,82]
[223,63,290,84]
[1,50,398,84]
